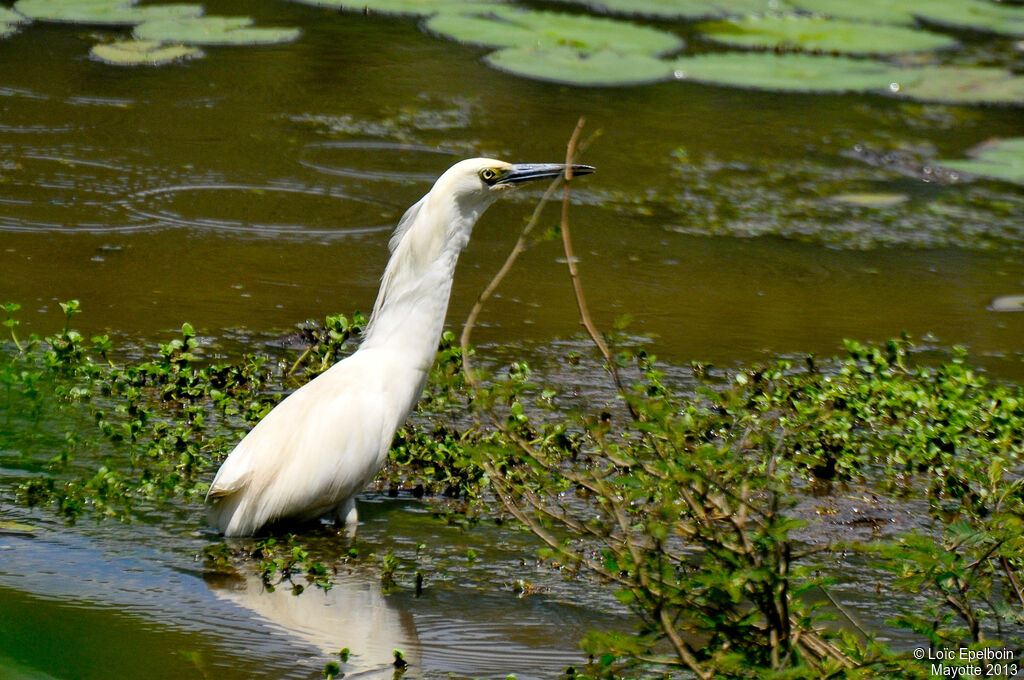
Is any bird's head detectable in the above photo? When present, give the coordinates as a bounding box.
[438,157,596,207]
[384,157,596,271]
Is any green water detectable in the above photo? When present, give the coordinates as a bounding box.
[1,1,1023,677]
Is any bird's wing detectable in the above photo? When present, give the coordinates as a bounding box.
[206,352,401,531]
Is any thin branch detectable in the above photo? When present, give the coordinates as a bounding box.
[460,176,564,385]
[1001,556,1024,610]
[557,118,638,421]
[818,584,873,639]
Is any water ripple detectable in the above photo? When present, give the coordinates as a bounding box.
[299,140,461,183]
[123,183,393,239]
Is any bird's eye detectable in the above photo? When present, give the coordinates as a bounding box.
[480,168,497,182]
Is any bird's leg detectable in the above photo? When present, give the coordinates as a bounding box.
[335,497,358,537]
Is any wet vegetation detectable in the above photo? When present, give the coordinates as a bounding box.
[1,3,1022,676]
[2,292,1022,677]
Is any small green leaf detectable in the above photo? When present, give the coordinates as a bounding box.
[486,45,675,86]
[91,39,202,65]
[426,7,683,55]
[134,15,300,45]
[697,14,957,55]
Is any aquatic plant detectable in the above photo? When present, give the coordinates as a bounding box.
[91,39,202,65]
[3,293,1023,676]
[275,0,1024,100]
[935,137,1024,185]
[7,0,298,64]
[2,0,1023,101]
[696,14,958,55]
[133,15,300,45]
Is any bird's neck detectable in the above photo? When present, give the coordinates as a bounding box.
[358,196,483,369]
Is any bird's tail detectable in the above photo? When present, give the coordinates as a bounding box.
[206,492,250,537]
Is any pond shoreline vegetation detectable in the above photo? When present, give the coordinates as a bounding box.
[3,299,1023,677]
[2,137,1022,676]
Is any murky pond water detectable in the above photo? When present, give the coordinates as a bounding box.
[2,1,1024,677]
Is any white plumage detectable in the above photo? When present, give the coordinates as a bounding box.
[206,157,594,536]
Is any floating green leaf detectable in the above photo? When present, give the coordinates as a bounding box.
[890,66,1024,105]
[989,294,1024,311]
[134,15,300,45]
[91,38,201,64]
[546,0,789,20]
[14,0,202,25]
[832,192,909,207]
[698,15,957,55]
[0,6,27,24]
[915,0,1024,39]
[672,52,896,93]
[285,0,493,17]
[485,45,675,86]
[0,520,39,534]
[788,0,936,25]
[936,138,1024,185]
[426,7,682,55]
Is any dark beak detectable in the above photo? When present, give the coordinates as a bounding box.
[497,163,596,185]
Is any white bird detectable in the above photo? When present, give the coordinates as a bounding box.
[206,157,595,536]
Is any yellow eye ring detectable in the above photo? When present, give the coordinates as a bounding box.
[480,168,497,181]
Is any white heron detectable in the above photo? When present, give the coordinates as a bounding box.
[206,157,595,536]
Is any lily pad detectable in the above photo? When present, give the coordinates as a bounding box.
[989,294,1024,312]
[788,0,921,25]
[698,15,957,55]
[832,192,909,207]
[890,66,1024,105]
[14,0,202,25]
[0,6,27,23]
[91,39,201,64]
[936,138,1024,185]
[546,0,789,20]
[285,0,493,17]
[485,45,675,86]
[426,7,683,55]
[0,520,39,534]
[915,0,1024,39]
[134,15,300,45]
[672,52,896,93]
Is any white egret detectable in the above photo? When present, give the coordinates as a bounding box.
[207,157,595,536]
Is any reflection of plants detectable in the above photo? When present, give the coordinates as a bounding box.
[653,148,1024,250]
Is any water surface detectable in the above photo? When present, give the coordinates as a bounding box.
[1,2,1023,677]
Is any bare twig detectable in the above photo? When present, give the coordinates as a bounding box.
[556,118,638,421]
[460,177,564,385]
[1001,556,1024,610]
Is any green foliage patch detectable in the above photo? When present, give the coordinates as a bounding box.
[2,302,1022,677]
